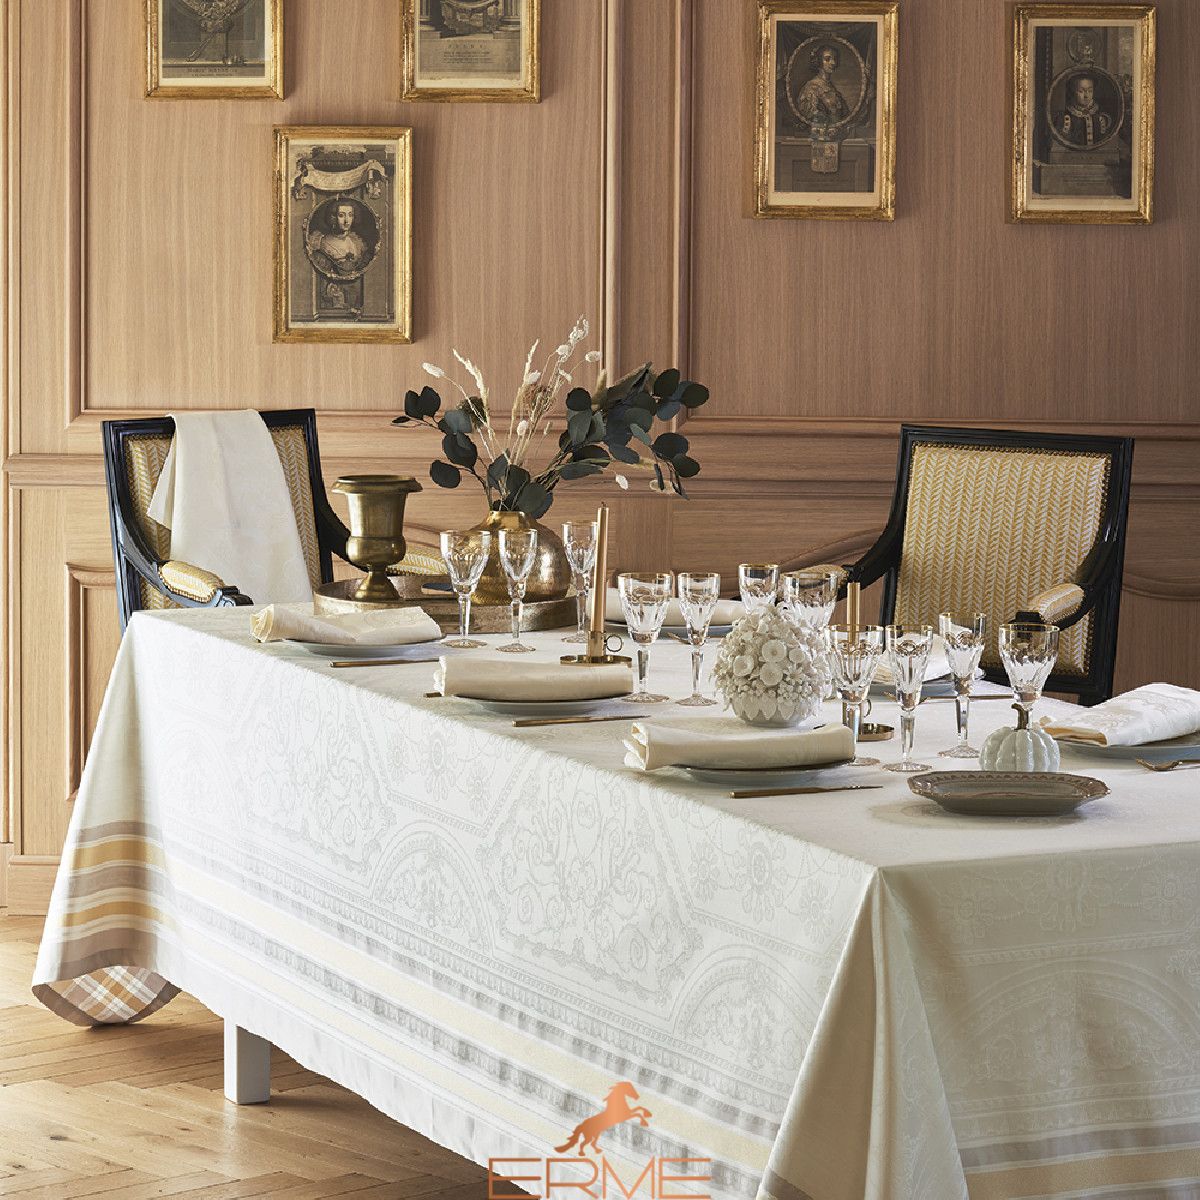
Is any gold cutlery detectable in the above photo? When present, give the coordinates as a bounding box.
[920,693,1014,704]
[667,632,713,645]
[730,784,883,799]
[330,657,438,669]
[1136,758,1200,772]
[513,714,646,728]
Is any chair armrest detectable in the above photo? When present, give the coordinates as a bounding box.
[387,544,447,578]
[801,562,850,590]
[1017,583,1085,626]
[158,560,252,608]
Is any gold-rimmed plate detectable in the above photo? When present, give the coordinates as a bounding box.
[679,759,854,788]
[909,771,1108,818]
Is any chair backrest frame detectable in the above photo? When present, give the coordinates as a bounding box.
[872,424,1134,705]
[102,408,348,628]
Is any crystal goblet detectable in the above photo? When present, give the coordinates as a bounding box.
[617,572,673,703]
[883,625,935,773]
[998,622,1060,719]
[780,570,838,631]
[561,520,598,644]
[738,563,779,613]
[439,529,492,649]
[825,624,884,766]
[676,572,721,706]
[497,527,539,654]
[938,611,987,758]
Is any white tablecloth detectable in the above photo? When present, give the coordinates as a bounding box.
[34,611,1200,1200]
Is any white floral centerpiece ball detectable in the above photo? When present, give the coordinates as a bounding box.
[711,605,831,727]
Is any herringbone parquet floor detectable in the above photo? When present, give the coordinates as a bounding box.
[0,915,495,1198]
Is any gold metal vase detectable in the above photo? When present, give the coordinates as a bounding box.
[470,510,571,605]
[332,474,422,603]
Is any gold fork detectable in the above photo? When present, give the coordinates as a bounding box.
[1135,758,1200,772]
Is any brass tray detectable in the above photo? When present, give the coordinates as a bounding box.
[314,578,576,635]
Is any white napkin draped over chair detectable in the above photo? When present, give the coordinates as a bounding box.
[1040,682,1200,746]
[252,603,441,647]
[148,410,313,605]
[624,717,853,772]
[436,658,632,701]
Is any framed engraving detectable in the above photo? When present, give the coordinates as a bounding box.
[1010,4,1155,224]
[274,127,413,344]
[145,0,283,99]
[401,0,540,102]
[754,0,898,220]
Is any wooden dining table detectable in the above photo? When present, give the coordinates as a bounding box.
[32,608,1200,1200]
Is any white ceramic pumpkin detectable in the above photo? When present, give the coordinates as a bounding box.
[980,705,1061,773]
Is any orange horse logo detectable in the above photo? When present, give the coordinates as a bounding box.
[555,1082,652,1155]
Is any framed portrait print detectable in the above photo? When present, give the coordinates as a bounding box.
[274,127,413,345]
[401,0,540,102]
[145,0,283,99]
[1010,4,1155,224]
[754,0,898,220]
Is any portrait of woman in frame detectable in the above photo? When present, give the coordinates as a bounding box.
[1010,4,1156,224]
[754,0,898,220]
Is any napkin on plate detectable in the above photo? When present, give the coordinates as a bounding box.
[624,717,853,772]
[1040,683,1200,746]
[872,635,983,687]
[251,603,442,646]
[436,658,633,702]
[605,588,744,628]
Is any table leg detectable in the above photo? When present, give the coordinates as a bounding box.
[223,1020,271,1104]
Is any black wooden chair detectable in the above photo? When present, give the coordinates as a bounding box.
[102,408,443,630]
[795,424,1134,705]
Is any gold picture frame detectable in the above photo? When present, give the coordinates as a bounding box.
[754,0,898,220]
[145,0,283,100]
[1010,4,1155,225]
[273,126,413,345]
[401,0,540,102]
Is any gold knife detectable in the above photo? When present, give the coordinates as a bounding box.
[920,693,1013,703]
[512,713,646,728]
[730,784,883,799]
[330,657,439,668]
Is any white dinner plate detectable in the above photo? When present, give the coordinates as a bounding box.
[680,759,852,788]
[287,638,442,661]
[909,771,1108,818]
[463,695,630,718]
[1053,731,1200,762]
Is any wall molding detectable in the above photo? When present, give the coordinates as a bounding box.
[64,562,112,803]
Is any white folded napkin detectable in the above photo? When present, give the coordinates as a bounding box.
[436,658,633,702]
[251,603,441,646]
[605,587,744,628]
[1040,683,1200,746]
[624,717,853,772]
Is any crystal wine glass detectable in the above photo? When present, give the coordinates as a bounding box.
[439,529,492,649]
[561,520,598,644]
[738,563,779,612]
[825,624,884,767]
[497,527,539,654]
[617,572,673,703]
[676,572,721,706]
[998,622,1060,719]
[938,611,987,758]
[780,570,838,631]
[883,625,935,774]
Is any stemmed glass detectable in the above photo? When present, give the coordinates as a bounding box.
[497,527,538,654]
[825,625,884,767]
[999,622,1060,721]
[617,573,673,704]
[561,521,598,644]
[780,570,838,631]
[738,563,779,612]
[938,611,987,758]
[884,625,935,774]
[676,572,721,707]
[439,529,492,649]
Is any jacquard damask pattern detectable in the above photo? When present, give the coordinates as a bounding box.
[34,614,1200,1200]
[893,443,1109,675]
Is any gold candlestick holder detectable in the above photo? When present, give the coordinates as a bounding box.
[561,502,631,666]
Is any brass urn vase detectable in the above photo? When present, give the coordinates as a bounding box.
[332,474,422,603]
[470,510,571,605]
